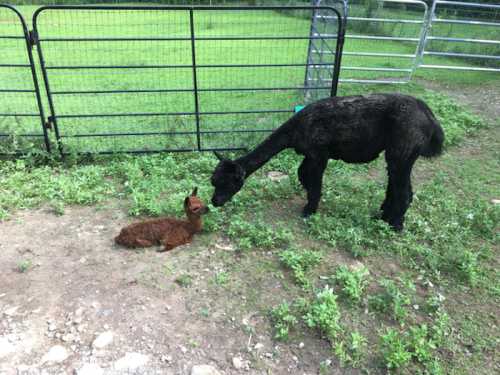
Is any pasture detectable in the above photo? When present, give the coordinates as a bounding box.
[0,3,499,375]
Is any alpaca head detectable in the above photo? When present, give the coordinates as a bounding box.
[210,153,245,207]
[184,187,209,221]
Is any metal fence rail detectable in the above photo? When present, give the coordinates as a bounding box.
[32,5,344,155]
[309,0,429,86]
[421,0,500,72]
[0,4,49,154]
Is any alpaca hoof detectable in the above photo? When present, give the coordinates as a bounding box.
[301,206,317,218]
[389,222,404,232]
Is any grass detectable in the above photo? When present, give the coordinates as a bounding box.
[1,4,499,375]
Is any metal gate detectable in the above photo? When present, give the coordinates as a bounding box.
[421,0,500,73]
[0,4,49,154]
[32,5,344,155]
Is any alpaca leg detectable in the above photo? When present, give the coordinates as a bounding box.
[383,155,417,231]
[298,157,328,217]
[136,238,154,247]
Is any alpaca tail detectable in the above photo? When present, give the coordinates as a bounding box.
[418,99,445,158]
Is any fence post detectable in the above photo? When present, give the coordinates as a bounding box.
[189,8,201,152]
[413,0,436,77]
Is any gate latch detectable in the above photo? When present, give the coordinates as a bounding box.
[44,116,54,130]
[28,30,37,48]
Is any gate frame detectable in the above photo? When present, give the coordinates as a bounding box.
[32,4,345,156]
[0,4,50,153]
[420,0,500,73]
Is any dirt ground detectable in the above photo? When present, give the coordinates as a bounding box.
[1,82,498,375]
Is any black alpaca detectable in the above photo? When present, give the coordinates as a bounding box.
[210,93,444,231]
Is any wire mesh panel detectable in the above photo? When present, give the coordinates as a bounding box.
[192,6,342,150]
[421,1,500,72]
[341,0,428,85]
[305,0,347,101]
[0,4,48,154]
[33,5,343,155]
[309,0,428,87]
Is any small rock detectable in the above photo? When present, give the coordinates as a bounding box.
[179,345,188,354]
[4,306,19,317]
[254,343,264,351]
[47,323,57,332]
[75,363,104,375]
[92,331,113,349]
[491,199,500,205]
[191,365,222,375]
[0,337,15,358]
[160,354,172,363]
[267,171,288,182]
[62,333,76,343]
[232,356,244,369]
[114,352,149,371]
[41,345,69,363]
[298,342,304,349]
[265,352,273,358]
[214,242,235,251]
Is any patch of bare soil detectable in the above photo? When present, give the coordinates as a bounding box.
[0,206,338,375]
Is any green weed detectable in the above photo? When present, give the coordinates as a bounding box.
[332,265,370,304]
[271,302,298,341]
[380,328,412,370]
[175,274,193,288]
[17,259,32,273]
[279,248,322,288]
[369,278,414,322]
[304,286,342,340]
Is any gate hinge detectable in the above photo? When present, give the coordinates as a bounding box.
[44,116,54,130]
[28,30,38,47]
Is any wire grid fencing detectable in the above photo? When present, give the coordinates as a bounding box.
[421,1,500,72]
[0,4,48,154]
[31,5,343,155]
[310,0,429,86]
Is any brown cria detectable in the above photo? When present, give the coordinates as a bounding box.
[115,188,209,252]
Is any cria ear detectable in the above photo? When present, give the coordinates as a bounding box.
[213,151,224,161]
[191,187,198,196]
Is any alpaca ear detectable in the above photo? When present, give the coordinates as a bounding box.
[213,151,224,161]
[191,187,198,196]
[184,196,190,207]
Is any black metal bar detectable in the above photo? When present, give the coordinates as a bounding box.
[44,62,337,70]
[0,89,37,93]
[55,109,292,119]
[31,17,63,156]
[0,35,24,40]
[51,86,332,95]
[59,146,247,156]
[0,113,40,117]
[190,9,201,152]
[1,4,51,153]
[0,64,32,68]
[39,35,338,42]
[0,133,46,137]
[32,4,341,12]
[58,128,273,139]
[330,5,347,97]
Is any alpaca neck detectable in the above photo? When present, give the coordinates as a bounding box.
[236,122,292,177]
[186,215,203,233]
